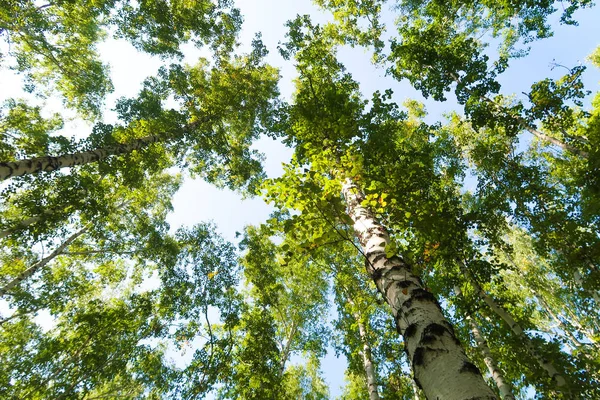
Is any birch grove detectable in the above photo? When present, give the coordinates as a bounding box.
[2,0,600,398]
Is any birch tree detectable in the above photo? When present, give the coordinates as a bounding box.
[265,18,496,399]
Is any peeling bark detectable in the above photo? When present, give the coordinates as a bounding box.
[458,260,567,388]
[0,225,89,296]
[342,179,497,400]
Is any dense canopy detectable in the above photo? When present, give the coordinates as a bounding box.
[1,0,599,399]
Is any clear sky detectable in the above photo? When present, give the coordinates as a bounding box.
[1,0,599,397]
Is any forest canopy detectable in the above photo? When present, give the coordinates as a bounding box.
[1,0,599,399]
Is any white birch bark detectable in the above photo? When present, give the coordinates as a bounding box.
[411,378,421,400]
[0,135,164,181]
[533,291,583,349]
[279,320,297,377]
[342,179,497,400]
[0,225,89,296]
[467,316,516,400]
[458,261,567,388]
[0,119,205,181]
[455,285,515,400]
[441,68,589,158]
[573,270,600,304]
[348,298,380,400]
[0,216,41,239]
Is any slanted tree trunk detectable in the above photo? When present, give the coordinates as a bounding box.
[533,291,584,349]
[0,119,205,181]
[468,317,516,400]
[279,320,297,377]
[455,286,515,400]
[0,216,42,239]
[573,270,600,305]
[342,178,497,400]
[442,69,589,158]
[348,298,380,400]
[458,260,567,388]
[0,225,89,296]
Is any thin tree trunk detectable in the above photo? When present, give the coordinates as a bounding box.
[0,216,42,239]
[467,317,515,400]
[279,320,297,377]
[342,179,497,400]
[0,225,89,296]
[441,68,589,158]
[523,126,589,158]
[455,286,515,400]
[573,270,600,304]
[458,260,567,388]
[348,298,380,400]
[533,291,583,349]
[466,315,515,399]
[0,119,204,181]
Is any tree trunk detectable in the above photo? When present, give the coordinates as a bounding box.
[533,291,583,349]
[0,225,89,296]
[458,260,567,388]
[279,320,297,377]
[455,285,515,400]
[573,270,600,304]
[348,298,380,400]
[342,178,497,400]
[441,68,589,158]
[467,316,515,400]
[0,119,204,181]
[0,216,42,239]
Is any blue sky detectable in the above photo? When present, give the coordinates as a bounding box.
[1,0,599,397]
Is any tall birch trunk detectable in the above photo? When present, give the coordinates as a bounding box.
[455,286,515,400]
[458,260,567,388]
[467,316,515,400]
[0,225,89,296]
[341,179,497,400]
[279,320,297,377]
[348,298,380,400]
[0,119,204,181]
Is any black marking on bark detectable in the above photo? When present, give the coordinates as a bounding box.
[401,288,437,311]
[371,267,383,282]
[371,253,387,265]
[412,346,448,367]
[405,323,419,340]
[413,376,423,390]
[460,361,482,376]
[396,279,414,289]
[420,323,450,345]
[413,346,426,367]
